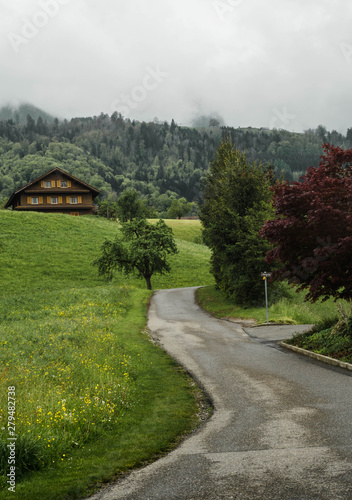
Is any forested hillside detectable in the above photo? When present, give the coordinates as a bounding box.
[0,105,351,214]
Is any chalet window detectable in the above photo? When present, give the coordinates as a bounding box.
[67,196,82,204]
[44,181,51,188]
[51,197,58,204]
[61,181,68,188]
[28,197,43,204]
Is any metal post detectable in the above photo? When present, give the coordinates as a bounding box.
[264,276,269,324]
[261,272,272,324]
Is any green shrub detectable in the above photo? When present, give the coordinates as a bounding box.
[311,316,339,334]
[347,316,352,338]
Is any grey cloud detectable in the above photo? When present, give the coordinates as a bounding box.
[0,0,351,131]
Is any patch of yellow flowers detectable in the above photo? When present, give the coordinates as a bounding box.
[0,288,140,475]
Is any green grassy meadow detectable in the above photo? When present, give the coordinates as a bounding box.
[0,213,212,499]
[0,213,213,295]
[156,219,203,243]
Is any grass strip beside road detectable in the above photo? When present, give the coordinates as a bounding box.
[197,285,352,365]
[0,286,206,499]
[196,285,342,325]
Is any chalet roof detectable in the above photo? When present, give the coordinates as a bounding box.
[5,167,100,208]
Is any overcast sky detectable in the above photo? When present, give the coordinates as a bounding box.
[1,0,352,132]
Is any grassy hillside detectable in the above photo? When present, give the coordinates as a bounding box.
[0,212,213,295]
[0,213,212,500]
[159,218,203,242]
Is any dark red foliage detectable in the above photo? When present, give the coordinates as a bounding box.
[260,144,352,302]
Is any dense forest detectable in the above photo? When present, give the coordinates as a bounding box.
[0,104,351,216]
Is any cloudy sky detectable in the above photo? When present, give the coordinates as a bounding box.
[1,0,352,132]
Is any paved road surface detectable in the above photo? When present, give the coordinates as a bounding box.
[88,287,352,500]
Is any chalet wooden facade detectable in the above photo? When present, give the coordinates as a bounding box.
[5,168,100,216]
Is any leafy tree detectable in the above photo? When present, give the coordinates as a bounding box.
[0,197,8,209]
[98,199,118,219]
[199,140,275,305]
[167,198,193,219]
[260,143,352,302]
[93,219,178,289]
[116,189,149,222]
[25,114,36,136]
[0,142,113,197]
[209,118,221,127]
[315,125,328,143]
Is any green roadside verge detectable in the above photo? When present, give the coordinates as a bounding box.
[196,285,339,325]
[284,325,352,364]
[0,286,211,500]
[196,285,352,365]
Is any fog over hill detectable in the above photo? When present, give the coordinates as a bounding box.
[1,1,352,132]
[0,102,56,124]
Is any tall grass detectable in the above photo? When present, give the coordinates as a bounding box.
[0,286,143,485]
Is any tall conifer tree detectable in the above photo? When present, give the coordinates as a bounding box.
[199,140,274,304]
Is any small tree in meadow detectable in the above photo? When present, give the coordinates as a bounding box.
[98,199,118,219]
[167,198,193,219]
[116,189,149,222]
[93,219,178,290]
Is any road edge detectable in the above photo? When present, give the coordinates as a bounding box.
[280,341,352,371]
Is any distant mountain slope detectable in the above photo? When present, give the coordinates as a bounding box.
[0,103,56,124]
[0,105,351,210]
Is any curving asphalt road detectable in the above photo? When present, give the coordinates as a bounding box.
[88,287,352,500]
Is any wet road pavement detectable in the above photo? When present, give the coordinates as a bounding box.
[88,287,352,500]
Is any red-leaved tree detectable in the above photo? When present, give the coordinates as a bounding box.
[260,144,352,302]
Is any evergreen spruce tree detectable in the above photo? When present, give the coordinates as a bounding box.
[199,139,275,305]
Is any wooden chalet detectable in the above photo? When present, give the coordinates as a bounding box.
[5,167,100,216]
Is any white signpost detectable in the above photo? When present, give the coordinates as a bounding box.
[261,272,272,324]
